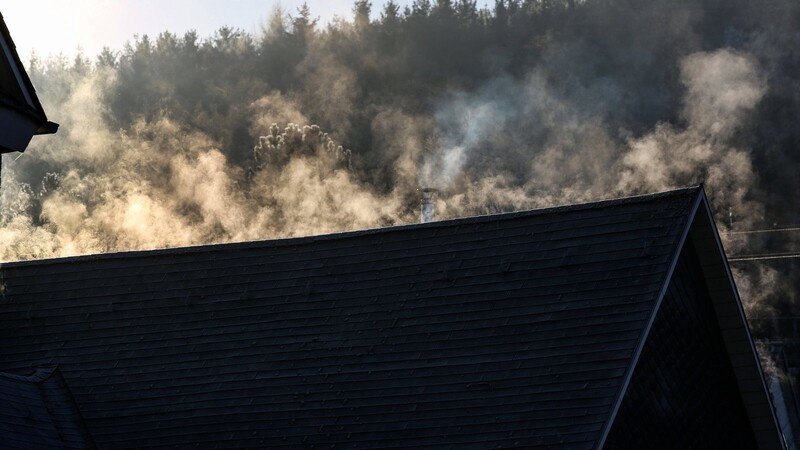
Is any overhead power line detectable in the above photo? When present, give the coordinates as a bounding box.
[721,227,800,235]
[728,252,800,262]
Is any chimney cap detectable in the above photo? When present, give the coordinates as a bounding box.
[420,188,437,223]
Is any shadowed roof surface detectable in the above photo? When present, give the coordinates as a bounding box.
[0,366,94,449]
[0,188,700,448]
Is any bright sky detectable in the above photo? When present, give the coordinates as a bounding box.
[2,1,491,66]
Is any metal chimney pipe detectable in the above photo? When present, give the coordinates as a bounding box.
[420,188,438,223]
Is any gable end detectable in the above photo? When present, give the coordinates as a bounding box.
[599,190,785,449]
[687,196,785,449]
[603,238,759,448]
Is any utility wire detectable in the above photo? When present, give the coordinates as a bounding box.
[728,252,800,262]
[721,227,800,235]
[723,225,800,262]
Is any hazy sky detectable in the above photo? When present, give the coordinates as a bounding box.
[3,1,492,65]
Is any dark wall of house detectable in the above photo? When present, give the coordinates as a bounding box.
[604,240,758,449]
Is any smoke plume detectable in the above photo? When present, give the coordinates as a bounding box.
[1,0,798,322]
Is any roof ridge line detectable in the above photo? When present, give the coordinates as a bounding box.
[0,186,701,268]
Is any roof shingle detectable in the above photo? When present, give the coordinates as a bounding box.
[0,188,700,448]
[0,366,94,449]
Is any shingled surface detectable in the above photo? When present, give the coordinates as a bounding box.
[0,188,700,449]
[0,366,94,449]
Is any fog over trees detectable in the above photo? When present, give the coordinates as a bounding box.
[2,0,799,315]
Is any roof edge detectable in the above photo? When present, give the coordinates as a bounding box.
[0,364,96,448]
[597,185,704,449]
[0,12,53,129]
[0,186,703,268]
[0,364,58,383]
[692,194,787,449]
[34,120,59,135]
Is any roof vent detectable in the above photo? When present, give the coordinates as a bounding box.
[420,188,438,223]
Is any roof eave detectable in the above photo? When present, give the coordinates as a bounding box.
[0,11,57,149]
[0,106,41,153]
[689,194,787,449]
[34,120,59,135]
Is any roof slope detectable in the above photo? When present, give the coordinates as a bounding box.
[0,188,699,448]
[0,11,58,153]
[0,366,94,449]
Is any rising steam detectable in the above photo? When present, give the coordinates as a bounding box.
[1,1,796,326]
[0,48,767,270]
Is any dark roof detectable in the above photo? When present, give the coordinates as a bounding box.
[0,11,57,153]
[0,366,94,449]
[0,187,783,448]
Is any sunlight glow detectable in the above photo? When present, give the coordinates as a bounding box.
[1,0,432,66]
